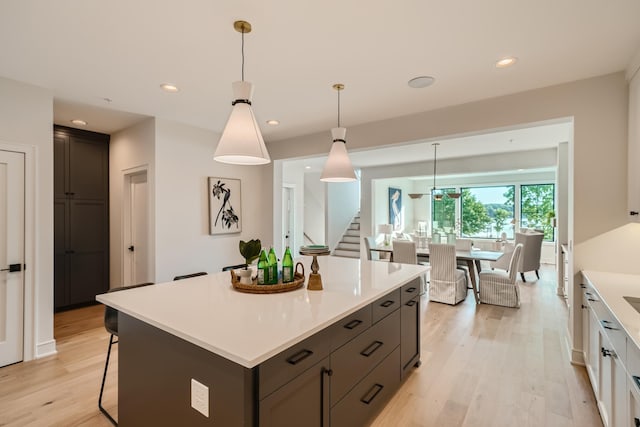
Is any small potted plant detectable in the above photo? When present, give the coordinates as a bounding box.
[236,239,262,284]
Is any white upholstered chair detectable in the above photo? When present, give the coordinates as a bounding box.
[428,243,468,305]
[479,244,523,307]
[392,240,429,292]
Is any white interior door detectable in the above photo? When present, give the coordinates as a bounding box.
[0,150,25,367]
[124,172,148,286]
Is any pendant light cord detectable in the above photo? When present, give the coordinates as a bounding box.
[241,29,245,81]
[432,144,438,192]
[337,89,341,127]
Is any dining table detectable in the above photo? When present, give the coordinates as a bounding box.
[371,242,504,304]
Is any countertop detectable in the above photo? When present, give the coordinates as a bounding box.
[97,256,427,369]
[582,271,640,350]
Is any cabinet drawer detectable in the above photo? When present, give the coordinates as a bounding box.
[330,309,400,406]
[588,294,626,366]
[330,305,372,351]
[400,279,420,304]
[372,289,401,324]
[259,328,332,400]
[331,347,401,427]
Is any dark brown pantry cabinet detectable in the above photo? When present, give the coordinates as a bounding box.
[54,125,109,310]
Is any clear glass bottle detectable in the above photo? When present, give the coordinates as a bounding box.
[282,246,294,283]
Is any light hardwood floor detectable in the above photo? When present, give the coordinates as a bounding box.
[0,265,602,426]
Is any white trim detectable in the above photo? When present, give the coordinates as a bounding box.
[0,141,43,361]
[120,165,149,287]
[566,332,585,366]
[36,339,57,358]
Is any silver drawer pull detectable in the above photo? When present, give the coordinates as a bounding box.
[344,319,363,330]
[286,349,313,365]
[360,383,384,405]
[601,320,619,331]
[360,341,383,357]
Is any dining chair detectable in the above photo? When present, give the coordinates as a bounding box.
[454,238,473,282]
[363,236,389,261]
[479,243,523,307]
[392,240,429,291]
[99,282,154,426]
[516,231,544,282]
[428,243,468,305]
[173,271,208,281]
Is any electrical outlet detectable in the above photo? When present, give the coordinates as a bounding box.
[191,378,209,418]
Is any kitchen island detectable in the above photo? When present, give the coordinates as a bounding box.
[97,255,427,426]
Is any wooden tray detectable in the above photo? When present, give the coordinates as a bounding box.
[230,262,305,294]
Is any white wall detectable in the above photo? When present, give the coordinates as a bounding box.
[109,118,156,288]
[304,172,325,245]
[326,180,360,250]
[0,76,55,359]
[154,119,272,282]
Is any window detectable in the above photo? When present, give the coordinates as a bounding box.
[461,186,515,239]
[520,184,555,241]
[431,188,456,233]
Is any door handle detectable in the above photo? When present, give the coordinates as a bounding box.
[128,246,135,252]
[0,263,22,272]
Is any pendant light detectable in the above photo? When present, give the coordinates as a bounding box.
[320,84,357,182]
[408,142,460,200]
[214,20,270,165]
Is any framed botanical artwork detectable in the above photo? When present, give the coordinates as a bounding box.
[209,177,242,235]
[388,187,402,232]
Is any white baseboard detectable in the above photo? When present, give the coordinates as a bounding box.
[566,334,585,366]
[36,339,57,359]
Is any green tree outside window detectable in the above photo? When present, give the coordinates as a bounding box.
[520,184,555,241]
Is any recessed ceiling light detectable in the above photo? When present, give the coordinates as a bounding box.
[266,119,280,126]
[160,83,179,93]
[517,169,525,172]
[495,57,517,68]
[70,119,87,126]
[305,166,311,170]
[408,76,435,89]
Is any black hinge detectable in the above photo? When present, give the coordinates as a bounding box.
[631,211,639,216]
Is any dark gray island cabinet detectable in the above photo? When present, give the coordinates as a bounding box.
[98,257,426,426]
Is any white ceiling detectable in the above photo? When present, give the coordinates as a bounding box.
[1,1,639,142]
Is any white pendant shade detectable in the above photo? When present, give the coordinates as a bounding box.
[214,81,271,165]
[320,127,357,182]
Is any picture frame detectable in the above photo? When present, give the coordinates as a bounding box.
[388,187,402,231]
[209,177,242,235]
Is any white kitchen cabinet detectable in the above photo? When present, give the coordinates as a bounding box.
[628,69,640,221]
[597,325,627,427]
[628,376,640,427]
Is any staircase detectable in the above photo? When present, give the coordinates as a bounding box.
[333,213,361,259]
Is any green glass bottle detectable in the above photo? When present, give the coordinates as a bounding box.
[268,247,278,284]
[282,246,294,283]
[257,249,268,285]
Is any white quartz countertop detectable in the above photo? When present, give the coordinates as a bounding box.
[97,256,427,368]
[582,270,640,351]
